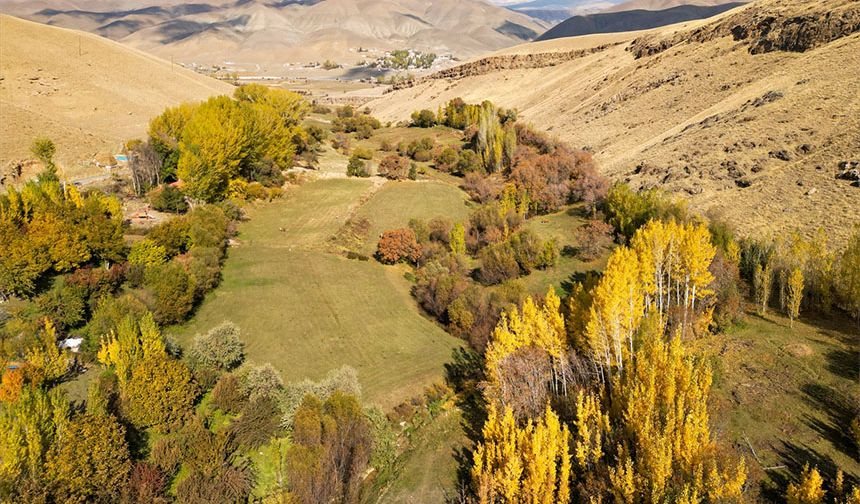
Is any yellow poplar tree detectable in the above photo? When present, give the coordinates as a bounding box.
[485,289,567,400]
[97,312,166,385]
[787,267,804,327]
[584,245,643,376]
[0,386,69,485]
[787,464,825,504]
[472,405,571,504]
[754,262,774,316]
[606,325,745,503]
[25,319,68,385]
[450,223,467,256]
[573,390,608,470]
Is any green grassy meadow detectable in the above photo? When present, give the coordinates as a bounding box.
[171,178,462,409]
[520,206,610,295]
[370,407,469,503]
[353,181,474,255]
[692,310,860,497]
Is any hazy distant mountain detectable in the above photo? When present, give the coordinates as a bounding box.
[499,0,623,24]
[1,0,547,65]
[536,2,743,40]
[604,0,743,12]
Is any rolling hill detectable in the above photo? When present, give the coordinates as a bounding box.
[0,14,233,179]
[3,0,548,66]
[369,0,860,243]
[536,2,745,40]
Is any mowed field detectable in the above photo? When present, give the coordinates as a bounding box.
[354,181,473,255]
[171,178,462,409]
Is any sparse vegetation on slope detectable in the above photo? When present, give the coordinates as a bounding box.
[370,0,860,243]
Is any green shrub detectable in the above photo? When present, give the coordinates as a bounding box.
[144,262,196,325]
[412,150,432,163]
[347,155,370,177]
[352,147,373,160]
[128,239,168,267]
[478,242,520,285]
[435,147,459,172]
[148,185,188,213]
[456,149,483,175]
[188,322,245,371]
[410,109,437,128]
[36,278,88,331]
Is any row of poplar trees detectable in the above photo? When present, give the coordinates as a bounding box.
[471,218,747,503]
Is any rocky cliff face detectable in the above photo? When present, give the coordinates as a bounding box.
[630,0,860,57]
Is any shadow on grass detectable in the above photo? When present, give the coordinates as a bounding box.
[445,347,486,443]
[825,347,860,381]
[799,382,859,460]
[444,347,487,499]
[764,440,859,502]
[559,270,601,296]
[565,206,590,219]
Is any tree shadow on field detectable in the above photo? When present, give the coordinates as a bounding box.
[799,382,859,460]
[825,346,860,381]
[445,347,487,443]
[763,440,857,502]
[560,270,601,296]
[565,206,590,219]
[445,347,487,498]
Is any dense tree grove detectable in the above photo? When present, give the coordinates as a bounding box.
[410,99,608,215]
[465,218,743,503]
[0,179,124,298]
[0,148,284,501]
[148,84,307,202]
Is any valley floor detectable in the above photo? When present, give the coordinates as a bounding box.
[169,177,463,409]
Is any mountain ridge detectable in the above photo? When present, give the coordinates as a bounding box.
[536,2,745,40]
[2,0,548,64]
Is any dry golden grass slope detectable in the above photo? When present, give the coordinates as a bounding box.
[370,0,860,243]
[0,14,232,178]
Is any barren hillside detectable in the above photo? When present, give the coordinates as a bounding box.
[0,14,233,179]
[369,0,860,242]
[4,0,547,65]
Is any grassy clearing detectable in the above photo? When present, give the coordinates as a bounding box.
[690,309,860,497]
[370,407,468,504]
[171,179,461,409]
[355,125,463,152]
[520,206,610,295]
[354,181,474,255]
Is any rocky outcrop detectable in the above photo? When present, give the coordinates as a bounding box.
[386,43,621,92]
[630,0,860,58]
[837,161,860,182]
